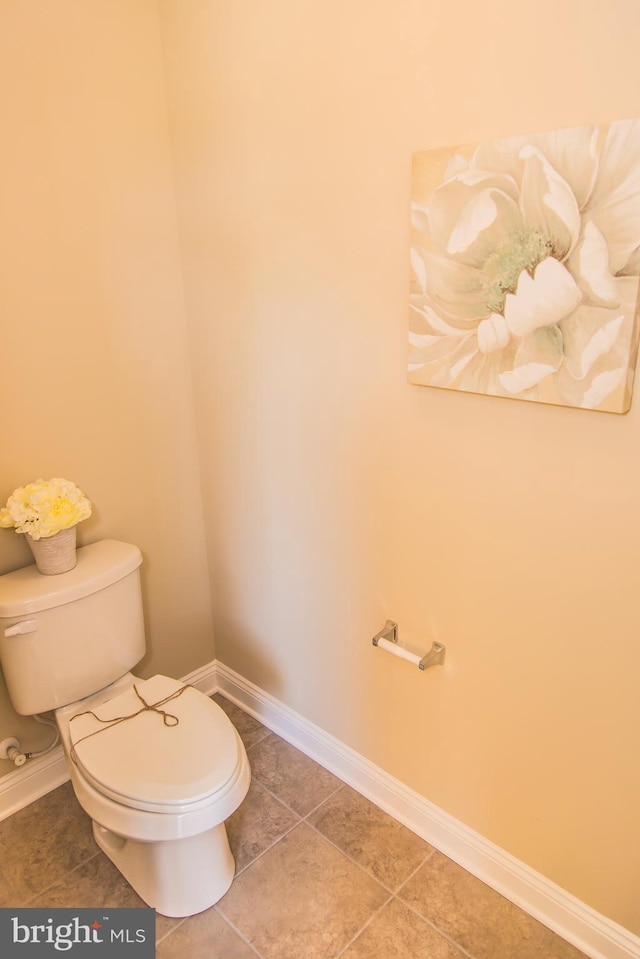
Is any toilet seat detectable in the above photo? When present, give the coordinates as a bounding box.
[68,674,243,814]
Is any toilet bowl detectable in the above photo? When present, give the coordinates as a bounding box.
[0,540,251,918]
[55,673,251,917]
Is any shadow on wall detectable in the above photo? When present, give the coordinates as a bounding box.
[214,620,283,699]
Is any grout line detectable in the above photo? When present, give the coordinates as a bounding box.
[21,849,104,907]
[243,732,348,822]
[241,731,272,750]
[233,818,301,878]
[303,816,397,894]
[393,844,437,896]
[230,780,303,877]
[301,781,346,818]
[397,896,478,959]
[155,916,187,946]
[300,790,436,898]
[212,693,273,751]
[229,775,349,878]
[240,775,302,820]
[211,909,264,958]
[333,892,394,959]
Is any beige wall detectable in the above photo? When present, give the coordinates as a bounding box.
[159,0,640,935]
[0,2,213,768]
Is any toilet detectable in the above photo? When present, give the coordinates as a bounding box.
[0,539,250,918]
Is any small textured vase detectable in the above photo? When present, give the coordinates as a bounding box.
[26,526,77,575]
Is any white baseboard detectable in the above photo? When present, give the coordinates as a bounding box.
[0,746,69,822]
[1,658,638,959]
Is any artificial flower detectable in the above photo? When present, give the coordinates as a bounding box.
[0,477,92,539]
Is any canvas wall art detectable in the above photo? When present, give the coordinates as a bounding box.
[409,118,640,413]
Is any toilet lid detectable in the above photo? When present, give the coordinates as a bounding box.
[69,675,242,811]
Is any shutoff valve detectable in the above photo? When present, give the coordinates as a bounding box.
[0,737,27,767]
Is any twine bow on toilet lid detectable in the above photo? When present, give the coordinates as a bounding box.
[69,682,191,766]
[66,673,242,809]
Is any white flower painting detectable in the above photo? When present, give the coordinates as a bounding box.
[409,119,640,412]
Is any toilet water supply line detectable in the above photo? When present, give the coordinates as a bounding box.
[28,714,60,758]
[0,714,60,767]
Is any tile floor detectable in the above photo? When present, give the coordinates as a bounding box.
[0,694,589,959]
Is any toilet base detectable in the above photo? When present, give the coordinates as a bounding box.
[92,819,236,918]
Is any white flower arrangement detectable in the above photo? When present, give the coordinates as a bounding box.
[0,477,92,540]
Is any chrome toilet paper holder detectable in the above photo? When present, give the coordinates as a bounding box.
[372,620,398,645]
[372,620,445,671]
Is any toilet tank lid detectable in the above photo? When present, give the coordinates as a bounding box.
[0,540,142,617]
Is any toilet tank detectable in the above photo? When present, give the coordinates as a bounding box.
[0,540,145,715]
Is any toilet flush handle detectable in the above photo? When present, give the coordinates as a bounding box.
[4,619,37,637]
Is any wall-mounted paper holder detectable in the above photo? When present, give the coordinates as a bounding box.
[372,620,445,671]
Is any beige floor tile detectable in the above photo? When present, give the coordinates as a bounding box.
[27,850,180,942]
[213,694,270,749]
[399,852,589,959]
[0,781,96,904]
[217,822,389,959]
[341,898,465,959]
[157,908,257,959]
[27,852,143,909]
[308,785,433,892]
[247,733,342,815]
[226,779,299,872]
[0,868,13,906]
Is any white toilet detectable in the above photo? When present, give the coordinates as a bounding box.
[0,539,250,918]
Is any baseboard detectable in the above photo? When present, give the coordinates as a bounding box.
[1,658,638,959]
[0,746,69,822]
[215,661,640,959]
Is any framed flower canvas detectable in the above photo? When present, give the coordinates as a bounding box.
[409,119,640,412]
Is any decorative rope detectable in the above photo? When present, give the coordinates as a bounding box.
[68,683,193,765]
